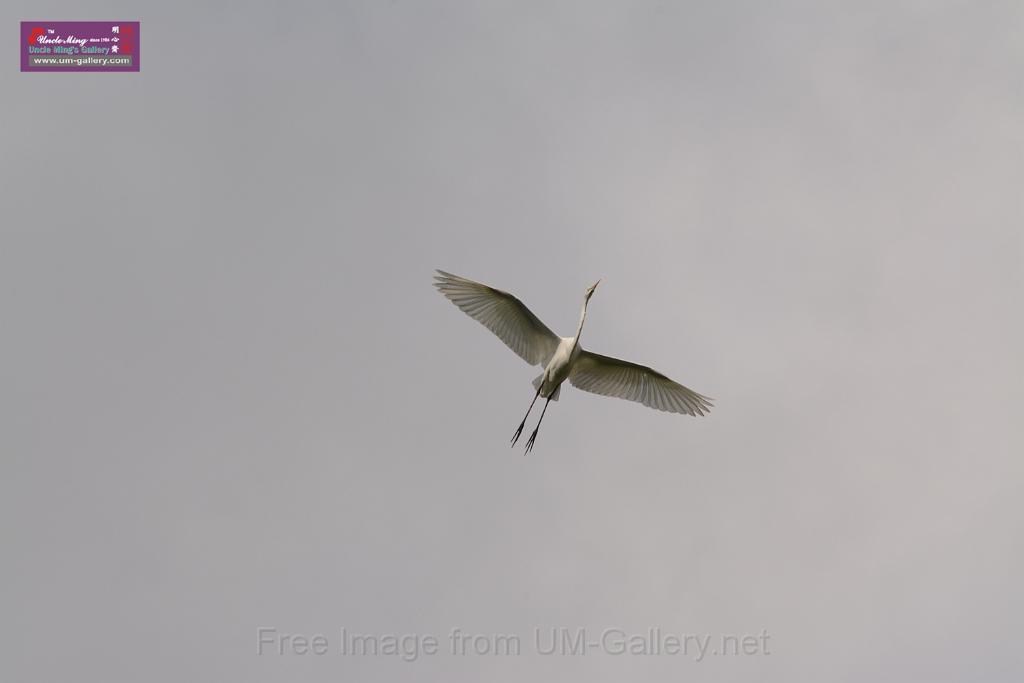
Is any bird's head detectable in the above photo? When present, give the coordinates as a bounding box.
[585,279,601,301]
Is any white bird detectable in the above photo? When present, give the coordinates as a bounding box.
[434,270,713,452]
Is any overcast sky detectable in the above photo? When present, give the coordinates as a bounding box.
[3,1,1022,681]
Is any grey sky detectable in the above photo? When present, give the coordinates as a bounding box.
[2,1,1022,681]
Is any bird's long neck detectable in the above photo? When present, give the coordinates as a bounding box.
[571,298,589,351]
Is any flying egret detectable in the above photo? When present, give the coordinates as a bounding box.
[433,270,713,452]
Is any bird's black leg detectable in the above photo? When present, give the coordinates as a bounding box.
[524,396,552,454]
[511,386,542,447]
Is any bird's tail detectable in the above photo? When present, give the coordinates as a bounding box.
[532,375,560,401]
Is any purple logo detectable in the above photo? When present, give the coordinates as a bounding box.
[21,21,140,72]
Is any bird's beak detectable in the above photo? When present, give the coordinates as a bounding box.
[593,279,602,290]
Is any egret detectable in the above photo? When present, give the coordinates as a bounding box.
[434,270,713,452]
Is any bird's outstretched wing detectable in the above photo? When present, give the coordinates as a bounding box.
[569,350,713,416]
[434,270,560,367]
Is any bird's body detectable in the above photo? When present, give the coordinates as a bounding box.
[434,270,712,452]
[538,337,580,398]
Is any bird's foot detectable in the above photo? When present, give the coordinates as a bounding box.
[511,421,526,446]
[524,429,539,454]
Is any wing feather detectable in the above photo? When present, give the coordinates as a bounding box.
[569,349,713,416]
[433,270,560,367]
